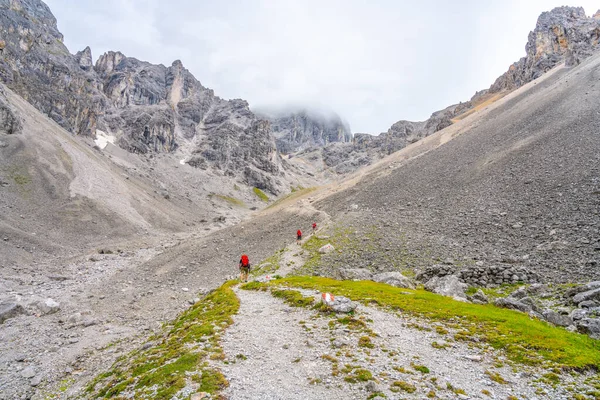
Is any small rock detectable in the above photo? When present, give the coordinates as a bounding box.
[191,393,210,400]
[365,380,383,393]
[573,288,600,305]
[21,367,36,378]
[579,300,599,309]
[182,287,189,292]
[576,318,600,339]
[332,338,348,348]
[30,375,42,387]
[339,268,373,281]
[469,289,488,304]
[318,243,335,254]
[542,310,572,327]
[37,298,60,315]
[463,355,482,362]
[0,302,26,323]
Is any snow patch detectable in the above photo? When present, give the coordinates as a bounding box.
[94,130,116,150]
[179,158,186,165]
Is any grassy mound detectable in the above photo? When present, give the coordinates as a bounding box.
[275,277,600,370]
[85,281,239,399]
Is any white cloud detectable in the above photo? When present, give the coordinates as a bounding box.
[45,0,600,133]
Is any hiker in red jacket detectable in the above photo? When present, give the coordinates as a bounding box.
[297,229,302,244]
[239,254,251,282]
[312,222,317,232]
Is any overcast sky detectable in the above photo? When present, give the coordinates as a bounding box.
[45,1,599,133]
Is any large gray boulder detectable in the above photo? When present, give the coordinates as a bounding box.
[572,288,600,305]
[495,297,533,313]
[576,318,600,339]
[372,272,415,289]
[542,310,572,327]
[339,268,373,281]
[0,302,25,323]
[424,275,468,300]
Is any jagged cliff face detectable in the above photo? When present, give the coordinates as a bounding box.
[0,0,286,194]
[263,110,352,153]
[0,0,104,135]
[490,6,600,92]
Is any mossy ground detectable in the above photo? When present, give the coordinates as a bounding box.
[208,194,246,208]
[269,276,600,370]
[85,281,239,399]
[253,187,269,202]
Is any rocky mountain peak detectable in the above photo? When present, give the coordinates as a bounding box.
[95,50,126,75]
[490,6,600,92]
[260,108,352,153]
[75,46,93,70]
[594,10,600,20]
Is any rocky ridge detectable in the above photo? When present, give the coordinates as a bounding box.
[259,109,352,154]
[0,0,292,194]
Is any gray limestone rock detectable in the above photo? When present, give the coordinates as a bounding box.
[339,268,373,281]
[322,295,357,313]
[0,302,25,323]
[424,275,468,300]
[573,288,600,305]
[372,271,415,289]
[542,310,572,327]
[36,298,60,315]
[576,318,600,339]
[494,297,532,313]
[469,289,489,304]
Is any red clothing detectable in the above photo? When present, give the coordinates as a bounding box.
[312,223,317,230]
[297,230,302,236]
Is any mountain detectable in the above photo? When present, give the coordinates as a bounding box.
[0,0,301,195]
[258,109,352,153]
[317,6,600,175]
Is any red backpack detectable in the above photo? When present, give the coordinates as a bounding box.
[240,254,249,267]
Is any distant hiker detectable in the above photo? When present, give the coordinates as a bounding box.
[239,254,251,282]
[297,229,302,243]
[312,222,317,232]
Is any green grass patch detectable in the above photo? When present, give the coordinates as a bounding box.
[251,248,284,276]
[253,187,269,202]
[208,193,246,207]
[391,380,416,393]
[485,370,507,384]
[412,364,430,374]
[86,281,239,398]
[271,289,315,308]
[274,277,600,370]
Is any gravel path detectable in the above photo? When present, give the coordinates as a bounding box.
[220,286,594,399]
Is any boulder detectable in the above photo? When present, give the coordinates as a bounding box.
[372,272,415,289]
[572,288,600,305]
[36,298,60,315]
[576,318,600,339]
[542,310,572,327]
[579,300,599,309]
[424,275,468,300]
[318,243,335,254]
[565,281,600,298]
[0,302,25,323]
[339,268,373,281]
[494,297,532,313]
[322,295,357,313]
[469,289,489,304]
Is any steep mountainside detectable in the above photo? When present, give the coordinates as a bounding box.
[319,6,600,175]
[0,0,295,195]
[259,109,352,153]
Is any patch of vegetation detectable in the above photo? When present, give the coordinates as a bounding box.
[412,363,430,374]
[271,289,315,308]
[275,277,600,369]
[358,336,374,348]
[208,193,246,207]
[267,186,317,209]
[240,281,269,291]
[431,341,449,349]
[344,368,373,383]
[391,380,416,393]
[253,187,269,202]
[86,281,239,398]
[251,248,284,276]
[485,370,507,384]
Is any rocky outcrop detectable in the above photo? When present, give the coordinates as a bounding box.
[0,0,288,194]
[262,109,352,153]
[0,86,21,134]
[490,7,600,92]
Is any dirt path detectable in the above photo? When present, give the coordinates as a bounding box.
[220,286,588,399]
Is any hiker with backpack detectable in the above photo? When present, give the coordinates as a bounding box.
[239,254,251,282]
[312,222,317,232]
[297,229,302,244]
